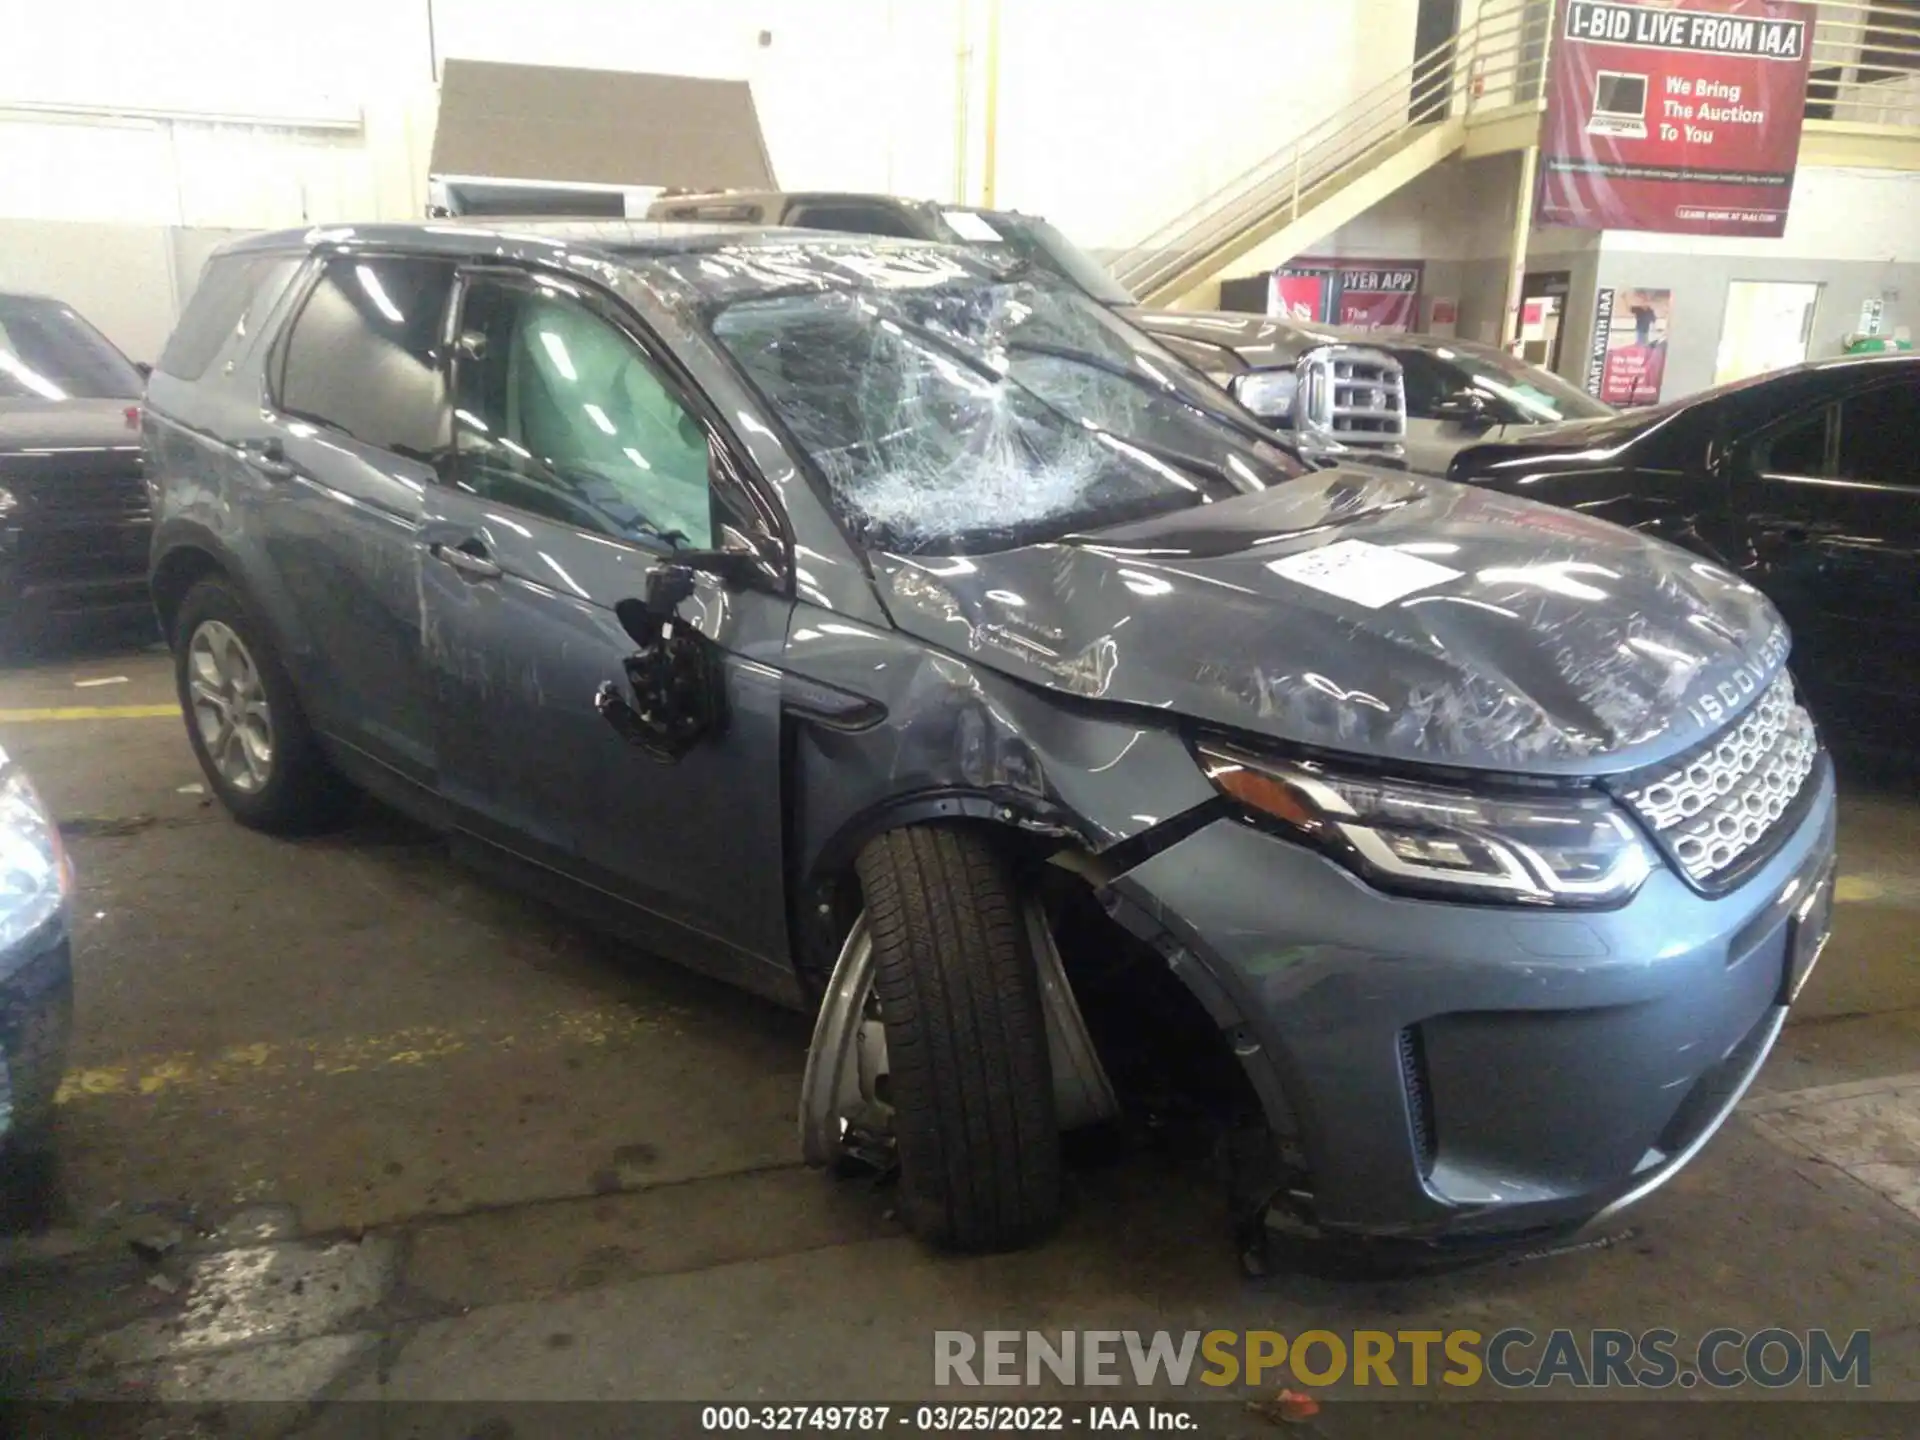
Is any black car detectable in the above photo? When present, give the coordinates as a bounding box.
[0,293,152,649]
[1447,354,1920,751]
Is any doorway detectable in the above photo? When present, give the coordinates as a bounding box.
[1715,281,1822,384]
[1519,271,1572,372]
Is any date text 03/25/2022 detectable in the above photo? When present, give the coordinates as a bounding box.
[700,1406,1194,1432]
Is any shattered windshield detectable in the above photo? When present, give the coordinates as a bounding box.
[710,277,1303,554]
[937,209,1138,308]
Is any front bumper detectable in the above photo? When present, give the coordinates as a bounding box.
[1105,758,1838,1239]
[0,911,74,1147]
[0,515,154,629]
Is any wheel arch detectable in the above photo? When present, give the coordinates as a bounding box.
[150,523,251,644]
[789,785,1088,1001]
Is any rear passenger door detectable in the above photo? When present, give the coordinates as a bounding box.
[261,253,456,785]
[1735,374,1920,731]
[419,265,795,992]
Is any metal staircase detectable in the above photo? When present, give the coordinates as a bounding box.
[1111,0,1920,309]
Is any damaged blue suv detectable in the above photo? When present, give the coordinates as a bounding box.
[144,223,1836,1258]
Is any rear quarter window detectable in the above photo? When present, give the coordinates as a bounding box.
[275,254,455,459]
[158,252,301,381]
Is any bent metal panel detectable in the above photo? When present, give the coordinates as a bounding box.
[1539,0,1815,236]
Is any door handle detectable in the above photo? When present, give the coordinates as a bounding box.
[238,437,295,480]
[430,540,504,581]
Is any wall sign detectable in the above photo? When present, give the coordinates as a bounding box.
[1268,260,1426,331]
[1271,272,1330,323]
[1539,0,1815,237]
[1587,286,1674,405]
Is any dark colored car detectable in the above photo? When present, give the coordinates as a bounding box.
[0,293,152,648]
[1129,316,1614,476]
[0,745,74,1154]
[1447,354,1920,752]
[643,190,1408,464]
[145,222,1835,1259]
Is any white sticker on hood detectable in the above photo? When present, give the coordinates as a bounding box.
[1267,539,1462,609]
[942,210,1004,242]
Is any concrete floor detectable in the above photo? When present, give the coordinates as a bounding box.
[1,638,1917,1427]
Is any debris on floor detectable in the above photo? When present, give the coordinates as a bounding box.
[59,814,157,838]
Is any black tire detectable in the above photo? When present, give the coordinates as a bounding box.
[172,576,351,833]
[855,825,1062,1251]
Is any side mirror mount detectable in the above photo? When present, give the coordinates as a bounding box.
[1431,389,1495,428]
[596,562,730,762]
[134,361,153,380]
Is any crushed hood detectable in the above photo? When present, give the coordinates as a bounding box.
[870,468,1788,777]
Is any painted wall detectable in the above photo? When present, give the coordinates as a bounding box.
[1589,166,1920,398]
[0,219,251,361]
[1209,156,1914,400]
[0,0,1423,247]
[1590,251,1917,399]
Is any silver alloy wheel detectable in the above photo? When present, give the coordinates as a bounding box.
[187,619,275,794]
[798,900,1120,1170]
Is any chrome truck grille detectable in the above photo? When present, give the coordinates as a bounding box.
[1617,672,1819,888]
[1297,345,1406,446]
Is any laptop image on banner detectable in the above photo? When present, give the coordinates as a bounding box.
[1588,71,1649,139]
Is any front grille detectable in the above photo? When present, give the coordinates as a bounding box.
[17,522,150,583]
[1,451,146,515]
[1618,672,1819,887]
[1298,345,1406,445]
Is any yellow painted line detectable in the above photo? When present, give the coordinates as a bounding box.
[0,703,180,722]
[55,1005,686,1106]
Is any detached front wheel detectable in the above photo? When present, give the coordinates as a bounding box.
[850,825,1063,1251]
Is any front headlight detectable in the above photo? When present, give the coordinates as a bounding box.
[1230,369,1297,422]
[0,750,72,953]
[1197,743,1653,907]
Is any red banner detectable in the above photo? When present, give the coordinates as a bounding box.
[1539,0,1815,237]
[1335,266,1423,331]
[1270,273,1328,322]
[1267,261,1424,331]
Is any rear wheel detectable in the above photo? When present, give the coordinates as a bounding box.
[854,825,1062,1251]
[173,577,350,833]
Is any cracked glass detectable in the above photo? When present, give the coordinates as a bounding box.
[708,275,1303,555]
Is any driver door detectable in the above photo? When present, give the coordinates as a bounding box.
[421,265,795,991]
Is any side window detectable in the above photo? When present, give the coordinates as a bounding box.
[1395,351,1451,420]
[1753,405,1831,477]
[784,203,923,239]
[159,253,299,380]
[277,255,456,458]
[449,276,715,550]
[1836,382,1920,489]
